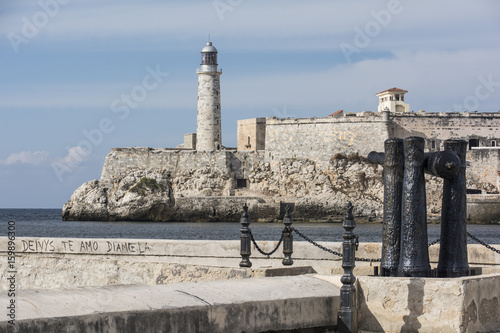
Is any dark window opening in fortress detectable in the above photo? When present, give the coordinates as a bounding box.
[401,95,404,101]
[396,94,400,101]
[492,140,497,147]
[431,140,436,149]
[469,139,479,150]
[236,179,247,188]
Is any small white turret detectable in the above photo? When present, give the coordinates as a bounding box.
[376,87,410,113]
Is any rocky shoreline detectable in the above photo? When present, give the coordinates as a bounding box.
[62,148,457,223]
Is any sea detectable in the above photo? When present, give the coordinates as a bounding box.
[1,208,500,245]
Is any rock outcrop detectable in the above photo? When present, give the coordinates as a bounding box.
[63,148,450,222]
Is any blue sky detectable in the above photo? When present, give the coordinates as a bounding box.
[1,0,499,208]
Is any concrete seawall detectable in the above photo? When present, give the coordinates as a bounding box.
[1,237,500,290]
[468,194,500,223]
[1,237,500,332]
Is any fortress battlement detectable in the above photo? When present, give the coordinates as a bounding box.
[392,110,500,118]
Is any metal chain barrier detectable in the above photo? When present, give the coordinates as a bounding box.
[291,227,343,257]
[245,218,500,264]
[467,231,500,255]
[291,227,381,262]
[428,238,440,247]
[292,229,441,262]
[249,229,285,257]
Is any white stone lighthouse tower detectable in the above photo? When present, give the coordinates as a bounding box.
[196,41,222,151]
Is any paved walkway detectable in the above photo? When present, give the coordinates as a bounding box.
[1,275,340,333]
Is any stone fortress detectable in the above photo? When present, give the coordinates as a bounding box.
[63,41,500,222]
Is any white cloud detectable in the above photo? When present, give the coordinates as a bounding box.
[1,151,50,165]
[54,146,90,168]
[221,48,500,114]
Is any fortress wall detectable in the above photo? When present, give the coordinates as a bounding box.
[389,112,500,150]
[64,113,500,221]
[236,118,266,151]
[467,149,500,192]
[100,148,234,187]
[264,116,388,163]
[64,146,387,221]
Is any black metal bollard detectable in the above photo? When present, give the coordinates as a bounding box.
[338,202,359,333]
[424,151,460,179]
[399,137,431,277]
[239,204,252,268]
[381,138,404,277]
[282,204,294,266]
[437,140,469,277]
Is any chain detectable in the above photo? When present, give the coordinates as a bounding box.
[427,233,500,255]
[291,227,381,262]
[249,229,285,257]
[250,228,492,263]
[428,238,440,247]
[467,231,500,255]
[291,227,343,257]
[356,256,381,262]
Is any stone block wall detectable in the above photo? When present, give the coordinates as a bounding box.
[264,115,389,163]
[100,148,234,190]
[183,133,197,150]
[237,118,266,151]
[389,112,500,151]
[358,274,500,333]
[467,148,500,192]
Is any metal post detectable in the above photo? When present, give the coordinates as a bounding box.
[239,203,252,268]
[282,204,294,266]
[380,138,404,277]
[399,137,431,277]
[437,140,469,277]
[338,202,358,333]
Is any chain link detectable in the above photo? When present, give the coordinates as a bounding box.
[291,227,381,262]
[427,233,500,256]
[467,231,500,255]
[428,238,440,247]
[356,256,381,262]
[291,227,343,257]
[249,229,285,257]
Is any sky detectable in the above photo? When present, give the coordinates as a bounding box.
[1,0,499,208]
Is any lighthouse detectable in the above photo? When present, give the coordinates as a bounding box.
[196,41,222,151]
